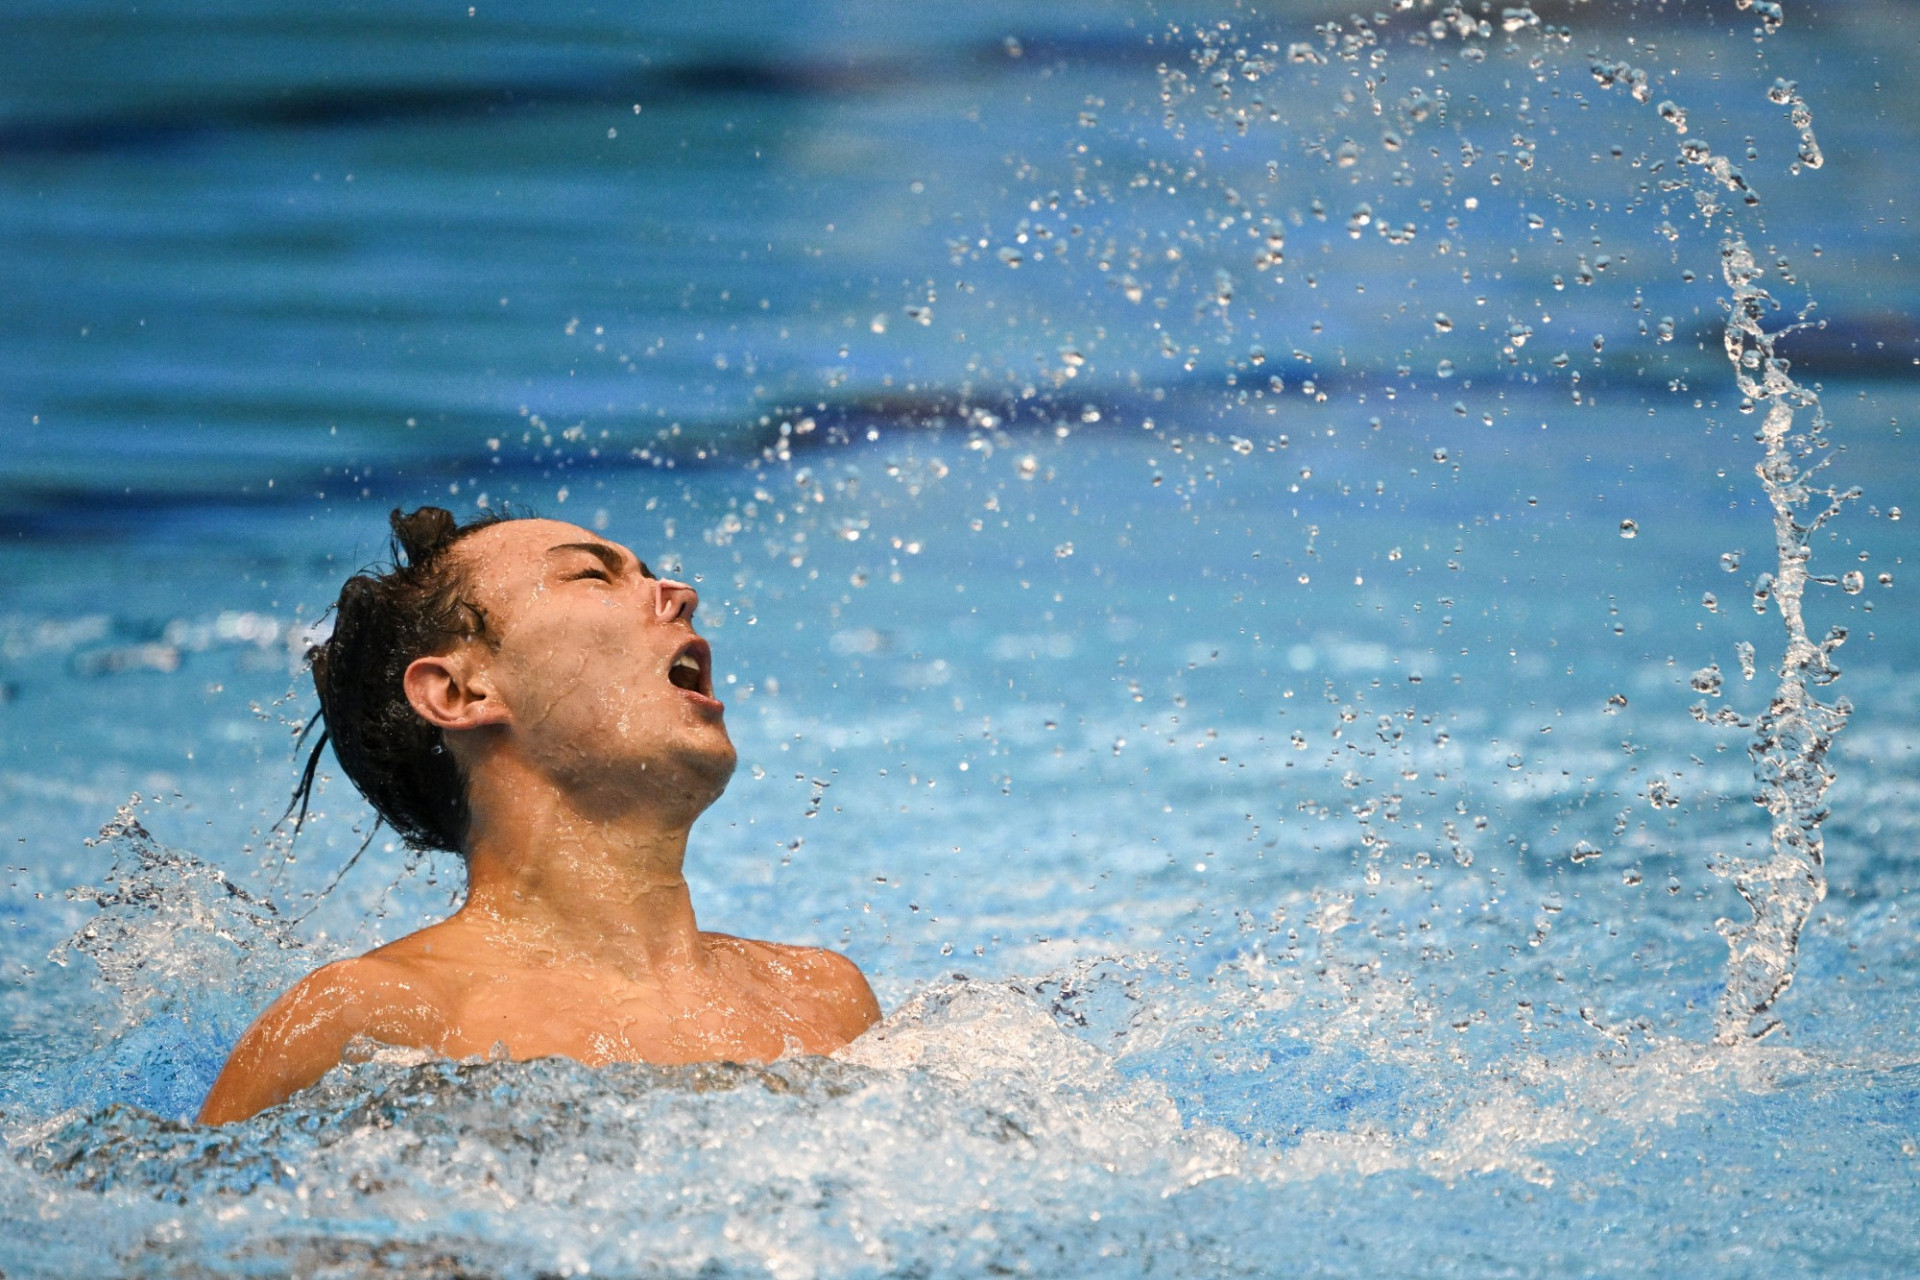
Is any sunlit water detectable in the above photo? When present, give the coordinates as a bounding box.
[2,1,1918,1276]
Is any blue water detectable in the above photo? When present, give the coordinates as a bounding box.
[3,1,1919,1275]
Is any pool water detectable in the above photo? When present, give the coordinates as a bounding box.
[2,1,1918,1275]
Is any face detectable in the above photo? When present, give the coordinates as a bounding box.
[445,518,736,819]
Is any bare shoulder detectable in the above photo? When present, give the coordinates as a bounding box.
[290,949,457,1026]
[704,933,882,1043]
[197,951,453,1126]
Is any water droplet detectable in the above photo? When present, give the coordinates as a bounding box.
[1841,570,1865,594]
[1571,841,1603,864]
[1721,550,1743,572]
[1619,519,1639,539]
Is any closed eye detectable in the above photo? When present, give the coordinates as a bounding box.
[548,541,639,583]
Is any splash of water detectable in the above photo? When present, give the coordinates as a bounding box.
[1711,237,1853,1041]
[41,798,317,1120]
[1574,0,1852,1040]
[1767,77,1825,173]
[1592,0,1847,1040]
[1734,0,1787,38]
[15,956,1818,1278]
[1146,0,1858,1045]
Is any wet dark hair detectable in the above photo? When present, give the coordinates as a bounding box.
[291,506,511,853]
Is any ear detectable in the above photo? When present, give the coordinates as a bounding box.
[403,651,509,732]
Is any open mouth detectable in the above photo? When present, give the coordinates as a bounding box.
[667,640,713,698]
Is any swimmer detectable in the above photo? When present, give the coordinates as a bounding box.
[198,507,880,1125]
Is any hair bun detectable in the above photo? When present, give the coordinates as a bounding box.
[390,506,460,566]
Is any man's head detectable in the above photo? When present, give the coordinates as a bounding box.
[312,507,733,852]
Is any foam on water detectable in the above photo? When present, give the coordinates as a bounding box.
[10,816,1916,1277]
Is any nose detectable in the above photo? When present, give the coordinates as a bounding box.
[654,578,698,624]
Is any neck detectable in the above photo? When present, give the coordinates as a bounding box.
[454,755,707,975]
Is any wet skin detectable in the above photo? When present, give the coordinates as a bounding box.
[198,519,880,1125]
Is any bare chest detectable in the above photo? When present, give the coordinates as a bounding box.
[431,965,843,1066]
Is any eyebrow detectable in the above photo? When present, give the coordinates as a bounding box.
[547,541,654,579]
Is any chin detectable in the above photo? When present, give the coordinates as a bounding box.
[703,740,740,794]
[671,731,738,806]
